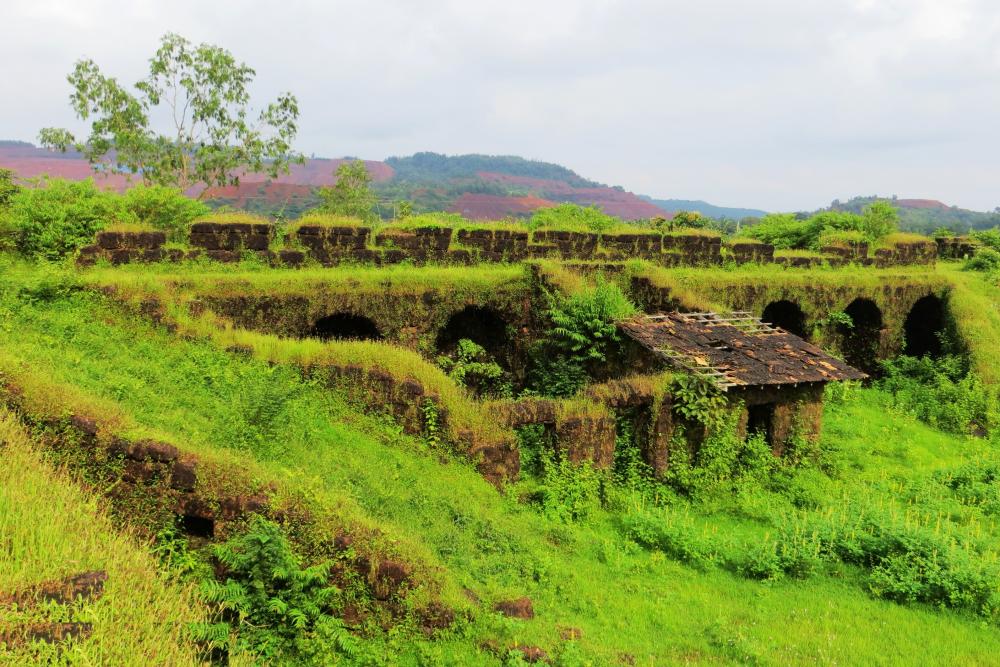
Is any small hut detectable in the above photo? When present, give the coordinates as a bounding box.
[617,311,866,452]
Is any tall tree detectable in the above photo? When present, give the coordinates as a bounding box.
[39,33,302,196]
[316,161,378,221]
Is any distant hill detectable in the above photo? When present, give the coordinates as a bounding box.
[827,196,1000,234]
[642,197,766,220]
[0,143,666,220]
[384,152,600,188]
[12,140,994,230]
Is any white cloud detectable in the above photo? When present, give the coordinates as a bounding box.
[1,0,999,210]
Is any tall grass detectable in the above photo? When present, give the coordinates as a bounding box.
[0,408,207,665]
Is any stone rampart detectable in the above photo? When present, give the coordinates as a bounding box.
[79,220,947,269]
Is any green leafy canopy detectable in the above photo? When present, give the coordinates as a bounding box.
[316,160,378,222]
[39,33,302,195]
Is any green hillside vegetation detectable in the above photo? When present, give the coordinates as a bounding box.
[829,196,1000,234]
[3,171,1000,662]
[2,261,1000,663]
[743,201,901,250]
[383,152,600,187]
[0,408,206,665]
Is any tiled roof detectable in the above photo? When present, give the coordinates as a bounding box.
[618,312,866,389]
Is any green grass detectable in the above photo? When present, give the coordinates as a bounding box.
[3,261,1000,662]
[884,232,934,245]
[939,265,1000,385]
[0,408,207,665]
[100,223,160,234]
[191,211,271,225]
[81,260,529,296]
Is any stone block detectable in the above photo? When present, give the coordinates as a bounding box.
[96,232,123,250]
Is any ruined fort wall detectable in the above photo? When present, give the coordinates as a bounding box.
[79,222,955,269]
[629,273,951,361]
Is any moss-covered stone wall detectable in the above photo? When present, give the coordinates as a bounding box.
[629,272,950,361]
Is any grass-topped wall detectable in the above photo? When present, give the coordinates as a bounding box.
[76,214,954,271]
[627,263,952,368]
[85,263,536,363]
[77,268,524,483]
[0,351,459,630]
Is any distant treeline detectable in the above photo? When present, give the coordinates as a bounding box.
[828,196,1000,234]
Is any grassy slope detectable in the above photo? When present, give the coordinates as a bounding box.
[938,264,1000,384]
[1,267,1000,663]
[0,408,206,665]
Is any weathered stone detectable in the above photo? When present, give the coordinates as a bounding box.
[494,597,534,619]
[243,234,270,251]
[170,459,197,492]
[129,439,179,463]
[190,222,221,234]
[123,459,161,484]
[514,646,549,663]
[419,601,455,633]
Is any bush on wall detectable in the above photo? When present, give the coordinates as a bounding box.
[3,178,211,258]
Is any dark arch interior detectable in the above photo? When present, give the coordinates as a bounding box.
[838,298,883,376]
[762,300,808,339]
[311,313,382,341]
[903,295,945,358]
[436,306,510,363]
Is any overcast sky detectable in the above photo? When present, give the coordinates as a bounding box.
[3,0,999,211]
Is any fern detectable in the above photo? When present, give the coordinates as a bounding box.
[197,516,341,662]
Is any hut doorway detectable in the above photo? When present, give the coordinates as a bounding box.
[746,403,775,445]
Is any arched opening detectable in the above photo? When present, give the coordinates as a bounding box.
[311,313,382,341]
[903,295,946,358]
[838,298,883,376]
[436,306,511,363]
[762,300,808,339]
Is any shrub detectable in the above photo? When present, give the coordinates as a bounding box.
[529,203,619,233]
[965,247,1000,272]
[972,228,1000,252]
[437,338,512,399]
[779,500,1000,620]
[0,168,18,209]
[735,524,826,581]
[192,516,341,662]
[528,278,637,397]
[879,355,997,436]
[6,177,132,259]
[538,450,603,523]
[546,278,637,363]
[121,184,209,241]
[744,213,811,249]
[620,510,719,570]
[743,205,894,250]
[860,200,899,241]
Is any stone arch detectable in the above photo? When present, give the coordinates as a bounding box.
[436,305,511,363]
[762,299,808,339]
[839,298,883,376]
[310,313,382,341]
[903,294,946,359]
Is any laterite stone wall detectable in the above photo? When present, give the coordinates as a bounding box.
[78,230,175,266]
[79,220,950,269]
